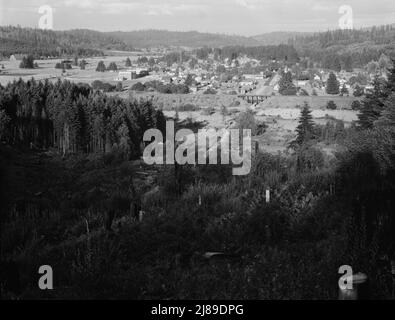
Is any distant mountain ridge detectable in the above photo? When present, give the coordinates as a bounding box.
[106,30,259,48]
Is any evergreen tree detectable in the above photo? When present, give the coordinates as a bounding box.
[340,84,349,96]
[96,61,106,72]
[291,103,315,147]
[375,93,395,127]
[279,71,297,95]
[19,55,35,69]
[358,75,388,129]
[125,57,132,67]
[326,72,339,95]
[107,62,118,71]
[79,59,86,70]
[327,100,337,110]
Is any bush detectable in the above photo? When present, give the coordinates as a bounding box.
[107,62,118,71]
[116,82,123,92]
[295,145,325,173]
[19,55,35,69]
[203,88,217,95]
[326,101,337,110]
[236,110,267,136]
[92,80,116,92]
[326,72,339,95]
[131,82,146,91]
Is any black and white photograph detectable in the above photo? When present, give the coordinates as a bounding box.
[0,0,395,305]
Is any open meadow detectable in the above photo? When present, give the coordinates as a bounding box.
[0,54,154,87]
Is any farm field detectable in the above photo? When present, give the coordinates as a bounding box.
[258,95,361,110]
[0,54,150,86]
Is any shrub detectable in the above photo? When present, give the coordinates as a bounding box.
[203,88,217,95]
[131,82,146,91]
[91,80,116,92]
[19,55,35,69]
[326,100,337,110]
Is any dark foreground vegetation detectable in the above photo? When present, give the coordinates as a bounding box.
[1,64,395,299]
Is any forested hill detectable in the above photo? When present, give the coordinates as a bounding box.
[288,25,395,48]
[0,26,132,58]
[106,30,259,48]
[286,25,395,67]
[252,31,312,45]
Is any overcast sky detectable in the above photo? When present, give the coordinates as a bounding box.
[0,0,394,35]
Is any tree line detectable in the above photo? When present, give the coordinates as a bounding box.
[0,26,132,58]
[0,79,166,158]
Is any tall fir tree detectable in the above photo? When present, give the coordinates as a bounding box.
[291,102,315,148]
[326,72,339,94]
[279,71,297,95]
[375,94,395,127]
[358,75,389,129]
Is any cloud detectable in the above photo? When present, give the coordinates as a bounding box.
[60,0,209,15]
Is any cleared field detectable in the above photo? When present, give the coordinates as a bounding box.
[255,108,358,122]
[163,98,359,155]
[259,96,361,110]
[126,92,251,110]
[0,54,143,86]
